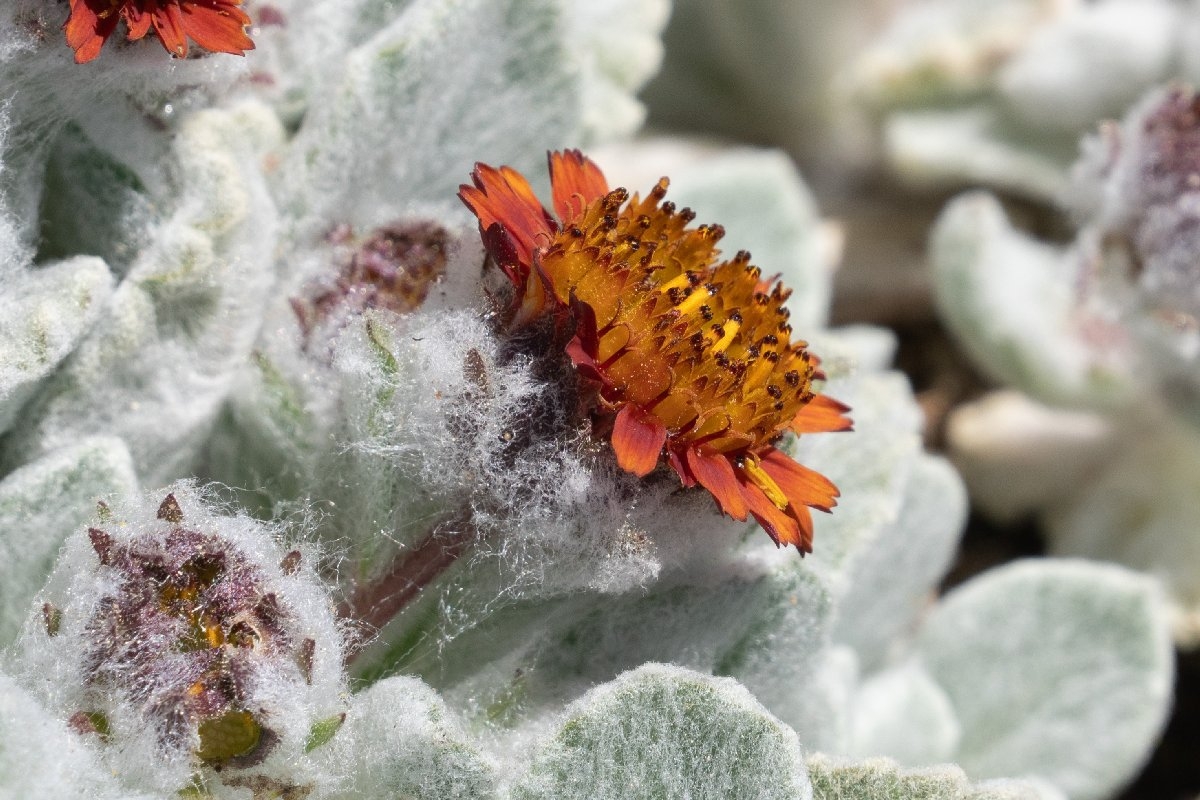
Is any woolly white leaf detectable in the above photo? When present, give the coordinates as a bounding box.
[807,754,1064,800]
[0,256,112,434]
[997,0,1178,132]
[930,191,1130,406]
[0,672,148,800]
[278,0,581,235]
[318,676,496,799]
[849,0,1068,108]
[567,0,669,143]
[848,661,961,767]
[917,560,1173,800]
[510,664,812,800]
[3,102,284,485]
[0,436,136,646]
[886,108,1071,200]
[831,453,966,669]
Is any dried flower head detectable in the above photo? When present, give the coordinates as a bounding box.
[77,494,316,766]
[64,0,255,64]
[292,221,451,344]
[459,151,851,551]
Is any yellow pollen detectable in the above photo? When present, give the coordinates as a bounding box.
[712,319,741,354]
[675,288,709,316]
[205,623,224,649]
[742,456,789,510]
[745,354,776,387]
[659,273,692,294]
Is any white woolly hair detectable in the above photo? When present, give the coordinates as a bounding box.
[319,233,757,617]
[0,1,250,245]
[9,482,349,797]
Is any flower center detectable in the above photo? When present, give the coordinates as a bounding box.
[537,180,818,455]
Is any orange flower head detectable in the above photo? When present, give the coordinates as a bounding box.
[459,151,852,552]
[64,0,255,64]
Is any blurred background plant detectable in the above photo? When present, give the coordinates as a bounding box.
[0,0,1194,797]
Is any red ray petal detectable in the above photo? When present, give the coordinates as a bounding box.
[757,447,839,512]
[548,149,609,222]
[791,394,853,434]
[152,3,189,56]
[179,0,254,55]
[685,446,748,520]
[741,480,812,552]
[611,405,667,477]
[124,8,153,40]
[459,164,556,269]
[64,0,121,63]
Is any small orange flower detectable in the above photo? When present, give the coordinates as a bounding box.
[64,0,254,64]
[459,151,852,552]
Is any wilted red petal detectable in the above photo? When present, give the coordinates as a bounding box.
[685,447,748,520]
[757,447,839,512]
[548,149,609,222]
[791,394,853,434]
[481,223,522,282]
[179,0,254,55]
[611,405,667,477]
[459,164,556,268]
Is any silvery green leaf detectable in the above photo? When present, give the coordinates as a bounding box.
[792,367,923,584]
[34,123,155,274]
[318,676,496,799]
[0,673,143,800]
[830,453,966,670]
[807,754,1063,800]
[567,0,669,143]
[917,560,1173,800]
[848,661,961,767]
[1043,412,1200,646]
[510,664,811,800]
[198,350,321,518]
[849,0,1067,108]
[279,0,582,235]
[0,257,112,435]
[997,0,1177,132]
[0,437,136,646]
[944,390,1115,523]
[3,102,284,486]
[930,192,1131,406]
[434,558,833,731]
[786,644,859,755]
[886,108,1072,201]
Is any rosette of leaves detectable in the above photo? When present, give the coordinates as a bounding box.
[198,125,1171,799]
[932,84,1200,644]
[0,1,1178,798]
